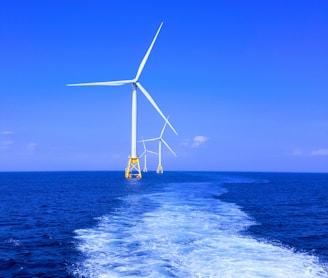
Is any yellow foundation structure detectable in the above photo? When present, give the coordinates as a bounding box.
[125,157,142,179]
[156,165,163,174]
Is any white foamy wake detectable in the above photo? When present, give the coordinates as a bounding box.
[73,183,327,277]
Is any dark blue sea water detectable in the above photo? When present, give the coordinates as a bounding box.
[0,171,327,277]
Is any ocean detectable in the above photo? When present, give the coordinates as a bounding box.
[0,171,327,277]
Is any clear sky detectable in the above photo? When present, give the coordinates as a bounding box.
[1,0,328,172]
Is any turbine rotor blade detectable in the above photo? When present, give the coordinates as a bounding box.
[162,138,176,157]
[160,116,169,138]
[135,22,163,81]
[142,140,146,151]
[67,80,134,86]
[139,139,158,155]
[142,137,159,142]
[136,82,178,135]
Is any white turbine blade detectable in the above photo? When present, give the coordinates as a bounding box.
[136,82,178,135]
[147,150,158,155]
[162,138,176,157]
[67,79,134,86]
[138,138,156,143]
[139,150,146,157]
[135,22,163,81]
[142,137,159,142]
[141,140,148,152]
[160,116,169,138]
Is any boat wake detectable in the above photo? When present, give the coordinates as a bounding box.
[72,181,328,277]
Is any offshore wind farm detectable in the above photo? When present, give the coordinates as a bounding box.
[2,2,328,277]
[67,22,177,178]
[141,116,176,174]
[139,139,157,173]
[2,1,327,174]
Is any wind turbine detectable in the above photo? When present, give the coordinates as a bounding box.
[139,139,157,172]
[142,117,176,174]
[67,22,177,179]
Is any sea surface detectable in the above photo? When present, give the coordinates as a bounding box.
[0,171,327,277]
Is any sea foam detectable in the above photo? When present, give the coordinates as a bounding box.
[73,182,328,277]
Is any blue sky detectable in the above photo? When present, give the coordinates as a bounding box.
[1,1,328,172]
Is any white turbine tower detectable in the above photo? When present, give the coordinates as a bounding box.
[143,117,176,174]
[67,22,177,179]
[139,140,157,172]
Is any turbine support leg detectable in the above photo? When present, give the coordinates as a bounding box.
[125,156,142,179]
[156,165,163,174]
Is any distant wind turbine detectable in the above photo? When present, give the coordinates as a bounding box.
[67,22,177,179]
[139,139,157,172]
[142,117,176,174]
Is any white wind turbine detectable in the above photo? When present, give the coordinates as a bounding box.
[67,22,177,179]
[139,139,157,172]
[142,117,176,174]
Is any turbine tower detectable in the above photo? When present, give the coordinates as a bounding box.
[143,117,176,174]
[67,22,177,179]
[139,140,157,172]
